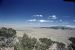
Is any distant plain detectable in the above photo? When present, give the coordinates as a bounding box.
[16,27,75,46]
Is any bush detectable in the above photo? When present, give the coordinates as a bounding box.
[68,37,75,50]
[0,27,16,47]
[0,27,16,38]
[20,33,37,50]
[15,34,53,50]
[39,38,52,46]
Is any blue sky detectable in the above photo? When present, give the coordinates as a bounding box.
[0,0,75,27]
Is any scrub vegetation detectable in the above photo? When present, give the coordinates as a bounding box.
[0,27,75,50]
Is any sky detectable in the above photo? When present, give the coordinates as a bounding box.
[0,0,75,28]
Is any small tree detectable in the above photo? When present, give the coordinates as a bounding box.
[68,37,75,50]
[39,38,52,46]
[21,33,37,50]
[57,42,65,50]
[0,27,16,47]
[39,38,53,50]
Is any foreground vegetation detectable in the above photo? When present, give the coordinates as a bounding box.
[14,34,66,50]
[14,33,52,50]
[0,27,75,50]
[0,27,16,47]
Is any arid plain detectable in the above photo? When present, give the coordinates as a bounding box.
[16,27,75,46]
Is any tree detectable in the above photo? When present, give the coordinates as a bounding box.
[39,38,52,46]
[0,27,8,37]
[21,33,37,50]
[14,42,24,50]
[39,38,53,50]
[57,42,65,50]
[0,27,16,47]
[35,41,48,50]
[68,37,75,50]
[0,27,16,38]
[8,28,16,38]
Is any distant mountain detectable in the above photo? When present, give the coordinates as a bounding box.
[40,26,75,30]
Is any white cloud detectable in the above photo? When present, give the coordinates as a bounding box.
[39,20,49,23]
[27,19,54,23]
[27,19,37,22]
[33,15,43,17]
[38,20,54,23]
[48,15,57,19]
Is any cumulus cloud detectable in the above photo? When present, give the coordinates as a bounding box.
[27,19,37,22]
[38,20,54,23]
[33,15,43,17]
[39,20,49,23]
[48,15,57,19]
[27,19,54,23]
